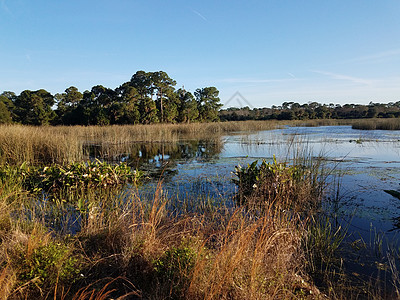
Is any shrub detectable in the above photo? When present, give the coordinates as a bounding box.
[153,245,197,298]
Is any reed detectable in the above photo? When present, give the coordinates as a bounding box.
[0,121,279,166]
[352,118,400,130]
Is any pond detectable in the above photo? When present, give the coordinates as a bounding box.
[119,125,400,282]
[130,126,400,234]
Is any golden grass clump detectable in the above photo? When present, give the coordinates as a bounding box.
[0,125,83,165]
[187,209,319,300]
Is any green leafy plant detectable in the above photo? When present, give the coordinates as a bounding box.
[153,245,197,298]
[16,241,81,291]
[232,156,308,208]
[11,160,144,201]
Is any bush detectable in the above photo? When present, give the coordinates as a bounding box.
[232,156,310,210]
[153,245,197,298]
[11,238,82,295]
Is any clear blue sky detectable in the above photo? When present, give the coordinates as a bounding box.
[1,0,400,108]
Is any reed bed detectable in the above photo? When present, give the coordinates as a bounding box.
[352,118,400,130]
[0,121,279,165]
[0,125,83,165]
[2,150,396,299]
[3,119,396,166]
[289,119,355,127]
[1,122,398,298]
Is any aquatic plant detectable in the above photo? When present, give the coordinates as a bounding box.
[232,156,317,212]
[4,160,144,202]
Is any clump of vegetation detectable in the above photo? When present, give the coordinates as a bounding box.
[22,160,143,194]
[232,156,320,212]
[0,160,143,202]
[1,226,83,299]
[154,244,197,298]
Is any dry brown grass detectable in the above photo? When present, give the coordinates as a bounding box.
[187,208,318,300]
[0,172,325,299]
[0,121,279,165]
[351,118,400,130]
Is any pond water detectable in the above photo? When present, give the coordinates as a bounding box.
[124,125,400,281]
[133,126,400,239]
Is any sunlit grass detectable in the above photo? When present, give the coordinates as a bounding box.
[0,121,279,166]
[1,122,399,298]
[352,118,400,130]
[0,152,331,299]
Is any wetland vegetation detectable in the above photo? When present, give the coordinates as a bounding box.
[0,120,400,299]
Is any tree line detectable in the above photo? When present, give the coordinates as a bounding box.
[0,71,223,125]
[220,101,400,121]
[2,72,400,126]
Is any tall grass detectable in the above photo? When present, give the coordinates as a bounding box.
[1,123,399,298]
[352,118,400,130]
[0,122,279,165]
[0,152,333,299]
[3,119,398,166]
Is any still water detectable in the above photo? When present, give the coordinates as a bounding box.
[131,126,400,242]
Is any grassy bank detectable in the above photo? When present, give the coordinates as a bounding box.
[1,154,397,299]
[0,153,349,299]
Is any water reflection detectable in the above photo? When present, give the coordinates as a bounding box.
[83,139,223,177]
[80,125,400,291]
[83,126,400,235]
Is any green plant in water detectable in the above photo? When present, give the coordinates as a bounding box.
[304,216,346,278]
[6,160,144,202]
[232,155,308,208]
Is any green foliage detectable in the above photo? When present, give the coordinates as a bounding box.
[3,160,144,201]
[17,241,81,290]
[232,156,307,207]
[304,216,347,282]
[14,89,56,125]
[195,87,222,122]
[176,88,199,123]
[0,97,12,124]
[153,245,197,298]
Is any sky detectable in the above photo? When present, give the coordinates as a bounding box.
[1,0,400,108]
